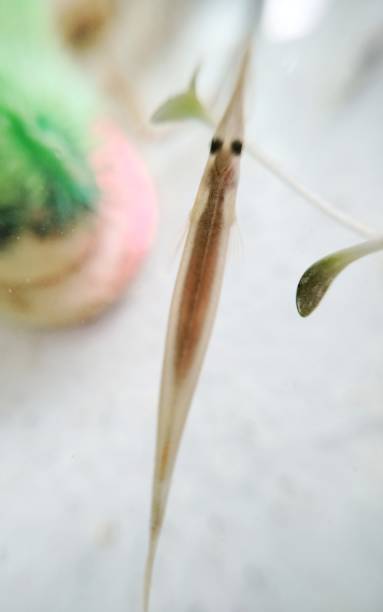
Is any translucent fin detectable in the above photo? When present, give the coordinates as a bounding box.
[228,219,244,265]
[172,220,190,261]
[296,237,383,317]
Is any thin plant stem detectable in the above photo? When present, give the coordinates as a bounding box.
[245,144,377,238]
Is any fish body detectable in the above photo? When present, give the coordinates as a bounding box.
[143,44,251,612]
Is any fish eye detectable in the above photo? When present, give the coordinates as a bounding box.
[210,138,223,154]
[231,140,243,155]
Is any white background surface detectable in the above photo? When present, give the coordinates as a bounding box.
[1,1,383,611]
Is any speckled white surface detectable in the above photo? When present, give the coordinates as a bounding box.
[1,1,383,611]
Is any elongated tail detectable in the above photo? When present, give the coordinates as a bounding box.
[143,530,159,612]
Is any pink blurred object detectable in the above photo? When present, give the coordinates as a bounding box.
[0,120,157,327]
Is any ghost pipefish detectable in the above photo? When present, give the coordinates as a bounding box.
[143,44,251,612]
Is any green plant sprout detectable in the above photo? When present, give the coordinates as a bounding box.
[151,69,211,125]
[296,237,383,316]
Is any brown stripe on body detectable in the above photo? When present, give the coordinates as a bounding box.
[174,163,232,378]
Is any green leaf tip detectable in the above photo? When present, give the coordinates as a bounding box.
[296,238,383,317]
[151,69,211,125]
[296,254,346,317]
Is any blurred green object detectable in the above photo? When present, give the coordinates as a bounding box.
[0,0,100,245]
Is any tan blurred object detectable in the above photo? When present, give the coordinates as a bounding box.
[55,0,117,49]
[52,0,201,133]
[53,0,153,134]
[0,220,97,286]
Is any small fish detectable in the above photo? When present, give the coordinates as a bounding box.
[143,43,251,612]
[296,236,383,317]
